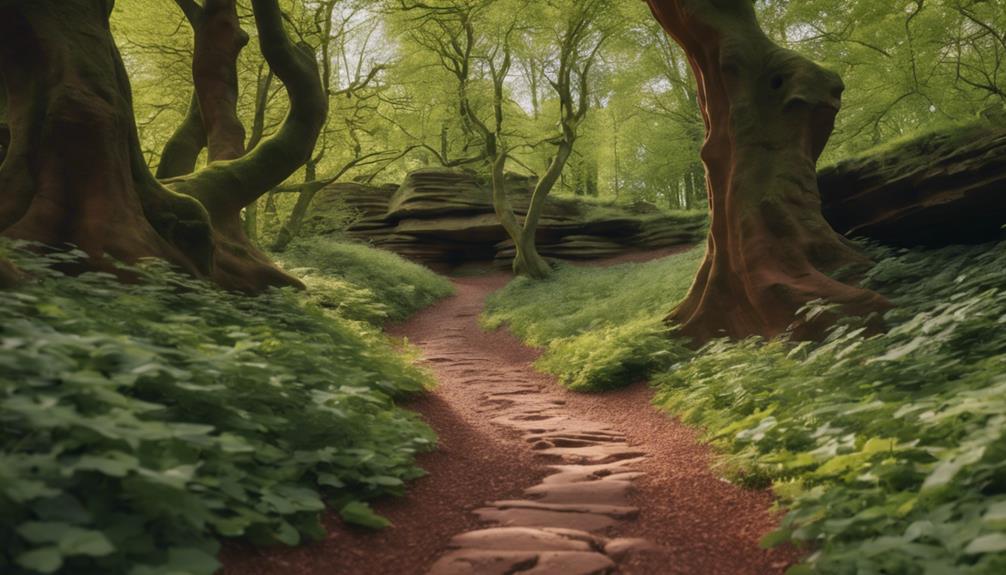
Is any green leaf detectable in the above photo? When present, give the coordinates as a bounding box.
[273,521,301,546]
[365,475,405,487]
[760,527,792,549]
[922,447,986,491]
[165,547,221,575]
[59,528,115,557]
[317,472,345,488]
[18,522,74,544]
[339,501,391,530]
[16,547,63,574]
[964,533,1006,555]
[983,501,1006,525]
[76,452,140,478]
[18,522,115,557]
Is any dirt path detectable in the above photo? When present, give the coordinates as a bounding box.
[222,253,799,575]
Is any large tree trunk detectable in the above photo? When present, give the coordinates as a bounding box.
[163,0,293,291]
[0,0,214,275]
[0,0,325,293]
[645,0,890,343]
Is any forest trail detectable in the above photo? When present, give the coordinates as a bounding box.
[222,251,798,575]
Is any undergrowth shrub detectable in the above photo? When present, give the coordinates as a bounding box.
[482,247,703,391]
[655,241,1006,573]
[277,239,453,323]
[0,243,437,575]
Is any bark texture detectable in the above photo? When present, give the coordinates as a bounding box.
[0,0,214,275]
[166,0,327,291]
[189,0,248,163]
[0,0,325,292]
[646,0,890,343]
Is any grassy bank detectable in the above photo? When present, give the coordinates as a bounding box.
[657,242,1006,574]
[482,247,704,391]
[484,240,1006,573]
[0,241,450,575]
[276,238,454,323]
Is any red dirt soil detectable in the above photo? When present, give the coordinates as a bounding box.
[220,250,800,574]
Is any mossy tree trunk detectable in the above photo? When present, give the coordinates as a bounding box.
[186,0,248,163]
[0,0,214,275]
[0,0,326,292]
[168,0,327,291]
[158,0,247,178]
[646,0,890,342]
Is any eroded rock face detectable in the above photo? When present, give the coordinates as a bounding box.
[328,168,707,267]
[300,182,398,238]
[819,123,1006,246]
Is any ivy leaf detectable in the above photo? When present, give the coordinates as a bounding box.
[17,522,74,544]
[165,547,221,574]
[339,501,391,530]
[16,546,63,574]
[18,522,116,557]
[760,527,792,549]
[59,528,115,557]
[922,447,986,491]
[964,533,1006,555]
[273,521,301,546]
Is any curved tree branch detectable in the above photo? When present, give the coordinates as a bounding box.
[172,0,327,217]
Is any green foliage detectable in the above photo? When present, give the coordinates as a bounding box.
[483,247,704,390]
[0,243,438,575]
[760,0,1006,163]
[486,239,1006,571]
[654,241,1006,573]
[535,316,689,392]
[276,239,454,324]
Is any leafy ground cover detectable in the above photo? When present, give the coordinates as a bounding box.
[656,241,1006,574]
[0,241,449,575]
[482,246,703,391]
[275,239,454,324]
[485,240,1006,573]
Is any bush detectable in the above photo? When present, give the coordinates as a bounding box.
[277,239,453,323]
[0,244,437,575]
[482,247,703,391]
[654,241,1006,573]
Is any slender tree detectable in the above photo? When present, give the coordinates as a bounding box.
[645,0,890,342]
[490,0,610,278]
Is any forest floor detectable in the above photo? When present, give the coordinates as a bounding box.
[222,250,799,575]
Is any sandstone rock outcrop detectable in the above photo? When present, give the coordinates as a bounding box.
[311,169,708,267]
[819,123,1006,246]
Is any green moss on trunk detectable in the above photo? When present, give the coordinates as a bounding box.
[646,0,890,343]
